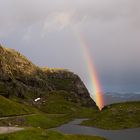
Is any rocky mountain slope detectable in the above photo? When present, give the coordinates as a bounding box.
[0,45,96,107]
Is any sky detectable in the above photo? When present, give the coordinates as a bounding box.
[0,0,140,93]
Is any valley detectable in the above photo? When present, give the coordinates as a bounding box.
[0,45,140,140]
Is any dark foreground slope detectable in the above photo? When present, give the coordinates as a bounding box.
[0,45,96,107]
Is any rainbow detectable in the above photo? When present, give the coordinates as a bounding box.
[73,28,104,110]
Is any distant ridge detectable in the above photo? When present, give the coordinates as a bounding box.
[104,92,140,105]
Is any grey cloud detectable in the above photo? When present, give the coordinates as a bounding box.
[0,0,140,92]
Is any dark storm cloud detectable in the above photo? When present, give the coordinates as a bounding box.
[0,0,140,92]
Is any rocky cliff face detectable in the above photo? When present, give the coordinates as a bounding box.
[0,45,96,107]
[42,68,96,106]
[0,45,50,99]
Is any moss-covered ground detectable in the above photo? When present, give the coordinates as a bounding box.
[81,101,140,130]
[0,128,106,140]
[0,91,140,140]
[0,96,36,117]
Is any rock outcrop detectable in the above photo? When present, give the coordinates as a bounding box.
[0,45,96,107]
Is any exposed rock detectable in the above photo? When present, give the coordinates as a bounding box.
[0,45,96,107]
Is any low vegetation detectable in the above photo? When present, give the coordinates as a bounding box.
[0,45,140,140]
[0,96,36,117]
[0,93,98,128]
[0,93,140,131]
[35,91,98,114]
[0,128,106,140]
[81,101,140,130]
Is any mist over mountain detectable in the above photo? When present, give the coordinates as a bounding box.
[104,92,140,105]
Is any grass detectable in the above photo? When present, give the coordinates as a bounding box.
[0,105,97,129]
[0,92,140,130]
[0,128,106,140]
[81,101,140,130]
[22,107,98,129]
[35,90,98,114]
[0,82,8,93]
[0,94,72,128]
[0,96,36,117]
[37,91,81,114]
[0,91,98,128]
[0,97,139,140]
[48,78,74,92]
[24,113,72,129]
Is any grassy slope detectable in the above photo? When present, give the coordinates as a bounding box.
[0,94,73,128]
[0,129,106,140]
[1,93,140,130]
[0,113,73,129]
[0,96,36,117]
[48,78,74,91]
[81,101,140,130]
[37,91,81,114]
[0,92,140,131]
[0,91,98,129]
[34,90,98,115]
[0,96,139,140]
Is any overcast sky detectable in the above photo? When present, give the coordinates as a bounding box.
[0,0,140,93]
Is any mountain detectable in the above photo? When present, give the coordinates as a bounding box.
[104,92,140,105]
[0,45,139,139]
[0,45,96,108]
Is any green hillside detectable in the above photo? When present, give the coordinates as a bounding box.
[81,101,140,129]
[0,45,96,108]
[34,90,98,114]
[0,96,36,117]
[0,91,98,129]
[0,45,140,140]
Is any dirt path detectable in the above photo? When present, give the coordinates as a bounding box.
[0,114,36,134]
[0,127,24,134]
[0,114,36,120]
